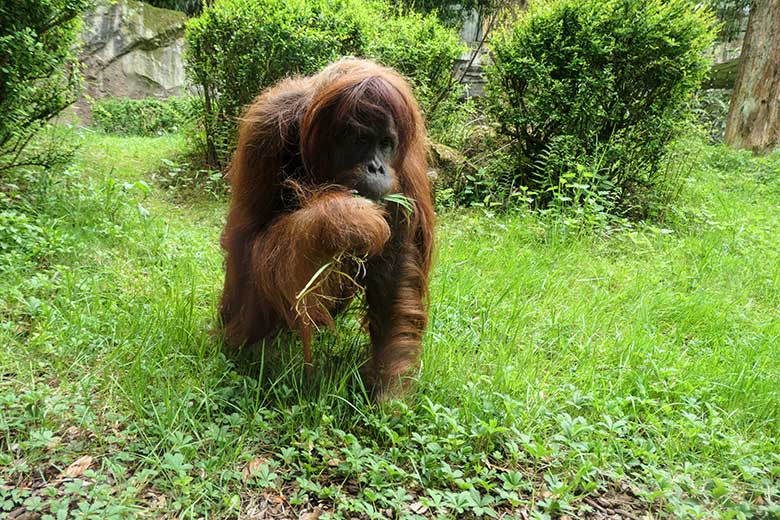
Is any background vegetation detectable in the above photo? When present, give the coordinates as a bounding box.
[0,0,91,174]
[185,0,465,170]
[92,97,199,137]
[484,0,715,218]
[2,0,779,518]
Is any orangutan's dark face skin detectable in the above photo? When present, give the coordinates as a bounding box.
[332,121,399,200]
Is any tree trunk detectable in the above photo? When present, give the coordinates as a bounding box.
[724,0,780,153]
[202,82,221,171]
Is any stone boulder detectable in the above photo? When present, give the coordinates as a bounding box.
[75,0,187,117]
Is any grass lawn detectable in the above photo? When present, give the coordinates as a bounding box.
[2,130,780,519]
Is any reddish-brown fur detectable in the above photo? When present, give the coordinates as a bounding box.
[219,59,434,399]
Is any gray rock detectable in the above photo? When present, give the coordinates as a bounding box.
[71,0,188,122]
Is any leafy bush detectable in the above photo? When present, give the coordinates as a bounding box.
[485,0,715,217]
[366,10,466,141]
[0,0,91,176]
[92,97,199,136]
[185,0,465,169]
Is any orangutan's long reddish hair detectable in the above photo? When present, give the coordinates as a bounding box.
[219,58,434,400]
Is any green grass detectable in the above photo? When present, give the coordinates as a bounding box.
[2,130,780,519]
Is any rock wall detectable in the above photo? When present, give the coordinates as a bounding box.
[72,0,188,120]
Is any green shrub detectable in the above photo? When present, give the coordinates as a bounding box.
[92,97,198,136]
[185,0,465,169]
[186,0,372,168]
[366,10,467,142]
[485,0,715,218]
[0,0,91,176]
